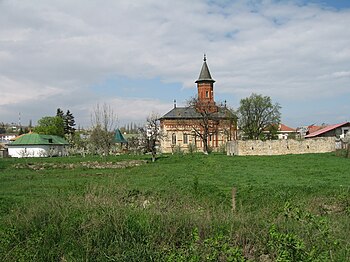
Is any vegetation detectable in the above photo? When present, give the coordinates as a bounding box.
[182,97,237,155]
[0,153,349,261]
[34,116,65,137]
[89,103,117,156]
[138,114,164,162]
[238,93,281,140]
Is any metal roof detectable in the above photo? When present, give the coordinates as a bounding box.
[159,106,234,120]
[114,129,128,143]
[195,55,215,83]
[305,122,349,138]
[8,133,69,146]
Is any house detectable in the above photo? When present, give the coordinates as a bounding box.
[263,123,297,140]
[305,122,350,139]
[8,133,69,158]
[277,124,297,139]
[0,134,17,144]
[159,56,237,153]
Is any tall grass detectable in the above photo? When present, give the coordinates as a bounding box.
[0,153,349,261]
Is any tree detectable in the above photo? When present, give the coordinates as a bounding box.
[34,116,65,137]
[56,108,64,119]
[179,98,236,154]
[238,93,281,140]
[65,110,76,136]
[0,122,6,134]
[89,103,117,156]
[138,114,164,162]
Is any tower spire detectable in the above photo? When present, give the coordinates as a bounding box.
[195,55,217,113]
[195,55,215,84]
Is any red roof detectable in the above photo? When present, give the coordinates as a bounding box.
[307,125,323,134]
[279,124,295,132]
[305,122,349,138]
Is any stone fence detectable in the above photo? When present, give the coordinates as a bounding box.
[226,137,336,156]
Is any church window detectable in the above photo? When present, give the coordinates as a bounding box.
[172,133,176,145]
[205,91,209,98]
[183,133,188,144]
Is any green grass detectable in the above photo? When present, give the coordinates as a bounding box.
[0,153,349,261]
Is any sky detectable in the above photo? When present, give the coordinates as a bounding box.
[1,0,350,128]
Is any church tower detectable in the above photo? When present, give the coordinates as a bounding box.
[195,54,217,113]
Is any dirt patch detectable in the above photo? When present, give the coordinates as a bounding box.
[13,160,148,170]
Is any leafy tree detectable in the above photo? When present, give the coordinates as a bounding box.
[56,108,76,141]
[64,110,76,136]
[0,122,6,134]
[264,124,279,140]
[34,116,65,137]
[238,93,281,140]
[56,108,64,119]
[18,127,24,136]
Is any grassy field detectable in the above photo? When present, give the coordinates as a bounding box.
[0,152,349,261]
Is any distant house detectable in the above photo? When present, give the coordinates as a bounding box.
[0,134,17,144]
[8,133,69,158]
[263,123,296,140]
[305,122,350,139]
[307,125,325,135]
[277,124,296,139]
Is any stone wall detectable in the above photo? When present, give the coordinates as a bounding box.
[227,137,336,156]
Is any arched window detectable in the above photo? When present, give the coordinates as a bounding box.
[172,133,176,145]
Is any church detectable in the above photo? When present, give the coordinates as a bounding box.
[159,56,237,153]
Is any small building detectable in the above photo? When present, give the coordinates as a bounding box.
[305,122,350,139]
[8,133,69,158]
[263,123,297,140]
[0,134,17,144]
[277,124,297,139]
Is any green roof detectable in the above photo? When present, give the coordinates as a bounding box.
[114,129,128,143]
[9,133,69,146]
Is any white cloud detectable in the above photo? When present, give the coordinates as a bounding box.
[332,71,350,78]
[0,0,349,127]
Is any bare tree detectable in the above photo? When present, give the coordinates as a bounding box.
[179,98,236,154]
[90,103,117,156]
[139,114,164,162]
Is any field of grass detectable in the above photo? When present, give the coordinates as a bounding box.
[0,152,349,261]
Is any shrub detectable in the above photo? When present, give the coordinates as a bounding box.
[187,143,197,154]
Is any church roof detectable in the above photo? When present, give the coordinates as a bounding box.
[160,106,234,120]
[195,55,215,83]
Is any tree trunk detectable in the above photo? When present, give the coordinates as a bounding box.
[203,137,208,155]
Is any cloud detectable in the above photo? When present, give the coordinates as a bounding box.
[0,0,349,127]
[332,71,350,78]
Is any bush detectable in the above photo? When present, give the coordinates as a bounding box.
[187,143,197,154]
